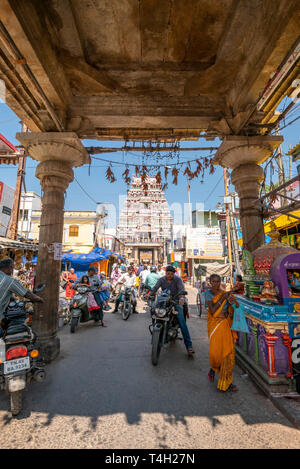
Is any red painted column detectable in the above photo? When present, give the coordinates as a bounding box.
[264,333,279,378]
[282,334,293,378]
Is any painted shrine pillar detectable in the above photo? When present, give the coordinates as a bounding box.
[16,132,90,362]
[214,136,283,253]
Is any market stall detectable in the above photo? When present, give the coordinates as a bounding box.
[0,236,38,289]
[236,222,300,394]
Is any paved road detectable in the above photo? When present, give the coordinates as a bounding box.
[0,287,300,449]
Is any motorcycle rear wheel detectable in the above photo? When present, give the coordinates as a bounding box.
[151,328,162,366]
[70,317,78,333]
[10,390,22,416]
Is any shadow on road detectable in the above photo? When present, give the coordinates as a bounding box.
[0,296,295,440]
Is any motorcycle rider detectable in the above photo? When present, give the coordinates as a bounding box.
[149,265,195,356]
[139,265,149,297]
[75,267,106,326]
[112,265,137,314]
[0,258,44,332]
[145,266,160,291]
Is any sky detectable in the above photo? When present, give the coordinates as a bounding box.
[0,98,299,225]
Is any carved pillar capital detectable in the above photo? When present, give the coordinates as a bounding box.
[214,135,283,170]
[16,131,90,167]
[35,160,74,193]
[213,135,283,253]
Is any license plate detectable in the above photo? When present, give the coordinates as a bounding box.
[4,357,30,375]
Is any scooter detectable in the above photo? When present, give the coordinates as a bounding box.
[69,283,102,333]
[0,284,46,416]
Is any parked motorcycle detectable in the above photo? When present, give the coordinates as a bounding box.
[0,284,46,416]
[149,289,188,366]
[58,298,70,325]
[120,287,136,320]
[69,283,102,333]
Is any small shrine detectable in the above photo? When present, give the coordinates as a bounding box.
[236,223,300,395]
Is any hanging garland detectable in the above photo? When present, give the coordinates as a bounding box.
[100,152,216,191]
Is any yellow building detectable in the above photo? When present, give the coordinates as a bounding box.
[31,210,104,253]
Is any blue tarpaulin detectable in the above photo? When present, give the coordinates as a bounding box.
[61,250,106,270]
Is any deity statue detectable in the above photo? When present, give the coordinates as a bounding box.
[259,280,279,304]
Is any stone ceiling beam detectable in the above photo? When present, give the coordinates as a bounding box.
[0,0,72,129]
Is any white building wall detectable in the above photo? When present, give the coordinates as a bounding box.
[0,181,14,237]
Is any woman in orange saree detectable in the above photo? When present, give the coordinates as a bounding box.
[205,274,239,392]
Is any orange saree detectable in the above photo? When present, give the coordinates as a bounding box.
[207,291,238,391]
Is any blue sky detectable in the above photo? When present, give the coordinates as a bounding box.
[0,100,299,222]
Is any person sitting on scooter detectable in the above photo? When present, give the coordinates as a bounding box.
[79,275,102,317]
[112,266,137,314]
[75,268,106,327]
[149,265,195,357]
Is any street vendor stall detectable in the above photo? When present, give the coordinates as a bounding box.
[236,222,300,394]
[0,236,38,289]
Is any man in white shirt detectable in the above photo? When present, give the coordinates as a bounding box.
[157,264,165,278]
[112,266,137,313]
[139,266,149,296]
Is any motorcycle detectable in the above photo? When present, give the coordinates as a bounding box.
[0,284,46,416]
[69,283,102,333]
[149,289,188,366]
[142,287,151,302]
[120,287,136,320]
[58,298,70,325]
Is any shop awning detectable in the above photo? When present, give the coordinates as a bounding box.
[0,236,38,251]
[264,210,300,233]
[195,262,232,277]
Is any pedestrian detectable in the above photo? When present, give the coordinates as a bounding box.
[99,272,111,310]
[157,263,165,278]
[65,268,77,300]
[205,274,239,392]
[232,275,245,295]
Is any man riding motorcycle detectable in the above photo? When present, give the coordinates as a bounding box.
[149,265,195,356]
[112,266,137,314]
[0,258,44,333]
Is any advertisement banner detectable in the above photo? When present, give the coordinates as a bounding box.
[186,227,223,259]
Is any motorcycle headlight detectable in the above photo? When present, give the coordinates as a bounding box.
[155,308,167,318]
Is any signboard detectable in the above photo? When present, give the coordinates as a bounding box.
[53,243,63,261]
[186,227,223,259]
[0,182,3,204]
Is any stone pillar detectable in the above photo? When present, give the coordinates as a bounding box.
[16,132,90,362]
[214,136,283,253]
[231,163,265,253]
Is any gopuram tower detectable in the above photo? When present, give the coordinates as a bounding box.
[117,176,173,264]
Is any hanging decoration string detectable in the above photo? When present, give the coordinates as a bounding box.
[90,152,217,191]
